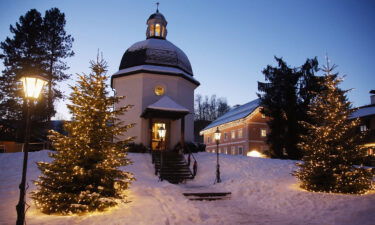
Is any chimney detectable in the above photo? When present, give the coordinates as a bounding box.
[370,90,375,105]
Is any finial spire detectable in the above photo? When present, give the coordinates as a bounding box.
[156,2,160,13]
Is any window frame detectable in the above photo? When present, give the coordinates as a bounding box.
[231,146,236,154]
[231,130,236,139]
[238,128,243,138]
[238,146,243,155]
[261,129,267,137]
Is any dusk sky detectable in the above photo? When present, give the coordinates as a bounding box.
[1,0,374,120]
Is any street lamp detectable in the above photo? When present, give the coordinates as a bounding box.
[214,127,221,183]
[157,125,166,179]
[158,126,166,150]
[16,74,47,225]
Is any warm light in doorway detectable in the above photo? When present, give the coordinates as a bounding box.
[247,150,266,158]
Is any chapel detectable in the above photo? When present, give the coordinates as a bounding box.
[111,8,199,151]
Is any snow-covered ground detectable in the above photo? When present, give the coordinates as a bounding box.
[0,151,374,225]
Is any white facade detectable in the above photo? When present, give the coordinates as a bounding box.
[112,72,197,148]
[111,10,199,150]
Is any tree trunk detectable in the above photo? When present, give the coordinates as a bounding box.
[47,59,53,122]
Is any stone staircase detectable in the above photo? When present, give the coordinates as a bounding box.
[183,192,232,201]
[152,151,195,184]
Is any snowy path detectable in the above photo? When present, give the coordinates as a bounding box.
[0,151,374,225]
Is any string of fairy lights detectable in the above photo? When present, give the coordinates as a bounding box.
[294,67,373,194]
[32,59,135,214]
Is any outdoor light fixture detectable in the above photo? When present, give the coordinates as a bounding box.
[158,126,166,150]
[16,74,47,225]
[214,127,221,183]
[20,75,48,99]
[247,150,266,158]
[214,127,221,143]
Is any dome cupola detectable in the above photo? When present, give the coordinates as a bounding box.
[112,4,200,87]
[146,4,167,39]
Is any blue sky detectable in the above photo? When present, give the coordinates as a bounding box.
[1,0,374,119]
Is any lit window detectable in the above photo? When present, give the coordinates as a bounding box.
[207,136,211,144]
[224,132,228,140]
[360,125,368,132]
[224,147,228,154]
[149,24,155,36]
[238,146,243,155]
[261,129,267,137]
[231,146,236,154]
[261,113,266,119]
[238,129,243,138]
[155,24,161,36]
[231,130,236,139]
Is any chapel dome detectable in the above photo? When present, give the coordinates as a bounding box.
[119,9,193,76]
[119,38,193,75]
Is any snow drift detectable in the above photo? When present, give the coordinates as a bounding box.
[0,151,374,225]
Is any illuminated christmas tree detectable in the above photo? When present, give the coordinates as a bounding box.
[32,57,135,214]
[294,60,373,194]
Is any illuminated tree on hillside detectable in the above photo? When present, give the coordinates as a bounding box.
[32,56,135,214]
[294,61,373,194]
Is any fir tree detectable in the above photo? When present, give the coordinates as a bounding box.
[32,57,135,214]
[258,57,321,159]
[42,8,74,121]
[294,61,374,194]
[0,8,74,123]
[0,9,45,121]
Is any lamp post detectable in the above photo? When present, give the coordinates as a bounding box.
[157,126,166,179]
[214,127,221,183]
[158,126,166,150]
[16,75,47,225]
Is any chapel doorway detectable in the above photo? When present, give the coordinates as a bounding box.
[151,121,170,150]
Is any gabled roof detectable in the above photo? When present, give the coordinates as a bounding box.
[141,96,190,120]
[350,105,375,119]
[146,96,189,112]
[202,99,260,131]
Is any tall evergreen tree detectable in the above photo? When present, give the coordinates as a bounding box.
[258,57,320,159]
[0,8,74,124]
[32,57,135,214]
[294,61,373,194]
[0,9,45,121]
[42,8,74,121]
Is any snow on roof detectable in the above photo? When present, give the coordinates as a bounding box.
[350,105,375,119]
[127,39,184,54]
[112,64,199,85]
[146,96,189,112]
[202,99,260,131]
[121,38,193,75]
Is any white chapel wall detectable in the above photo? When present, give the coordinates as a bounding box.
[113,72,197,148]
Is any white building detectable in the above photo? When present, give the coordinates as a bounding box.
[111,9,199,150]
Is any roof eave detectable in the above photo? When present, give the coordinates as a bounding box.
[200,106,261,134]
[111,68,200,88]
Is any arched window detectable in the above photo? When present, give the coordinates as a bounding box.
[155,24,161,36]
[149,24,155,37]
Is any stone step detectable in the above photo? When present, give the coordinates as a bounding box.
[183,192,231,201]
[152,151,195,184]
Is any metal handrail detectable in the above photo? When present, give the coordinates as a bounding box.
[183,145,198,178]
